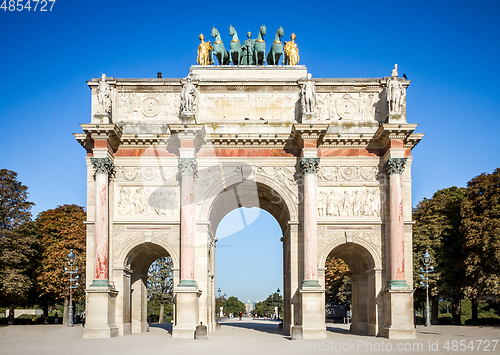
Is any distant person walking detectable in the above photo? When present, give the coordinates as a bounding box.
[239,312,242,321]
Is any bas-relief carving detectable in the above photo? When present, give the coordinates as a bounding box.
[317,187,381,218]
[315,92,383,122]
[116,186,179,218]
[317,227,381,258]
[116,93,181,123]
[255,166,299,201]
[115,166,177,182]
[317,166,379,182]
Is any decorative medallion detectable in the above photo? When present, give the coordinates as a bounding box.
[141,97,160,117]
[337,94,358,120]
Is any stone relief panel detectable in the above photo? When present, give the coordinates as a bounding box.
[115,166,177,183]
[318,187,381,218]
[317,226,382,258]
[116,186,179,218]
[315,93,384,122]
[317,166,379,182]
[196,165,243,204]
[115,93,181,123]
[255,166,299,202]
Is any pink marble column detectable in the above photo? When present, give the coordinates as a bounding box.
[384,157,408,288]
[300,157,320,288]
[91,157,114,286]
[178,158,197,287]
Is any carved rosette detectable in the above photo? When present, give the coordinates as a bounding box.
[384,157,407,175]
[300,157,320,175]
[91,157,114,175]
[178,158,198,178]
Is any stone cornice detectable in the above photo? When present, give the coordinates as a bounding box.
[293,124,329,141]
[75,124,122,151]
[373,123,423,149]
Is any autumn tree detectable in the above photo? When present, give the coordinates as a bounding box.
[0,169,36,325]
[412,187,466,325]
[461,168,500,324]
[36,204,86,324]
[147,256,173,323]
[325,256,351,304]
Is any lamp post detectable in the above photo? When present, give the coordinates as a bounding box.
[223,293,227,318]
[217,288,221,322]
[419,249,434,327]
[276,288,280,322]
[65,250,79,327]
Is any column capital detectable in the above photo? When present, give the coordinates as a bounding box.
[178,158,198,177]
[300,157,320,175]
[91,157,114,175]
[384,157,407,175]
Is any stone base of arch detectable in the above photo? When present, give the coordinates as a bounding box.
[299,288,327,339]
[172,286,201,339]
[82,287,119,339]
[380,289,417,339]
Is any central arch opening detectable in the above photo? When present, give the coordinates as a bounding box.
[208,178,294,334]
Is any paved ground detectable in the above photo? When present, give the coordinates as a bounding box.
[1,319,499,355]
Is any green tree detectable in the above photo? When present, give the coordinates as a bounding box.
[461,168,500,324]
[0,169,36,325]
[325,256,351,304]
[412,187,466,325]
[224,296,246,316]
[254,292,283,318]
[147,256,173,323]
[36,205,86,324]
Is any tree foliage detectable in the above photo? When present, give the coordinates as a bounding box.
[0,169,36,324]
[461,168,500,301]
[325,256,351,304]
[254,292,283,318]
[224,296,246,316]
[412,186,466,324]
[35,205,86,309]
[147,256,173,323]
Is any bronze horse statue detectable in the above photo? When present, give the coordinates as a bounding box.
[228,25,243,65]
[211,27,230,65]
[253,25,266,66]
[267,27,284,65]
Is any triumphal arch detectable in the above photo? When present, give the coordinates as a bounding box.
[75,32,423,339]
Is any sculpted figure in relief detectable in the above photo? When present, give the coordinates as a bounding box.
[97,73,112,115]
[302,73,316,113]
[318,187,381,218]
[181,78,196,114]
[386,64,405,114]
[197,34,213,65]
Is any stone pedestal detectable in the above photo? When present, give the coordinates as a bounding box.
[83,287,119,339]
[381,289,417,339]
[172,286,200,338]
[299,288,326,339]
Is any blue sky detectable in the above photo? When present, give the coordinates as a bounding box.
[1,0,499,303]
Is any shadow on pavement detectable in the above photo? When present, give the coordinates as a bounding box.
[220,319,286,336]
[150,322,173,334]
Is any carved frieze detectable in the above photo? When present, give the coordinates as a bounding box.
[116,186,179,218]
[255,166,299,201]
[115,92,181,122]
[115,166,177,182]
[318,187,381,218]
[317,166,379,182]
[315,92,384,122]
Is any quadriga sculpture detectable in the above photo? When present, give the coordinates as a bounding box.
[253,25,266,66]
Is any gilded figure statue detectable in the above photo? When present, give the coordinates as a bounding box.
[386,64,405,114]
[284,33,299,65]
[197,34,213,65]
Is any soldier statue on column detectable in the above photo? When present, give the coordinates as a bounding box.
[386,64,405,114]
